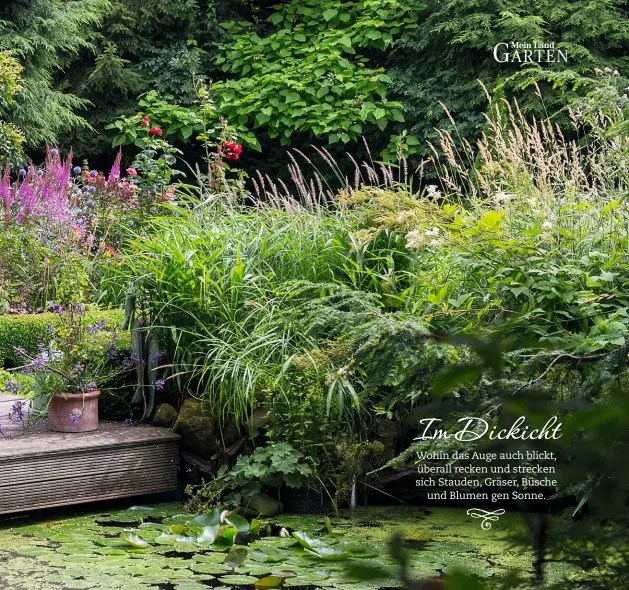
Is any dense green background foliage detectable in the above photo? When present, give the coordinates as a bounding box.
[5,0,628,173]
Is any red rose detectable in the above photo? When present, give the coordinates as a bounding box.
[141,115,150,128]
[149,127,163,136]
[126,168,138,176]
[224,142,243,160]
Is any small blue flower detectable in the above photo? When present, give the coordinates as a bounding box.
[18,168,26,177]
[73,166,82,174]
[87,186,96,194]
[155,379,166,391]
[37,170,44,177]
[51,148,59,157]
[68,410,81,425]
[86,200,96,208]
[90,170,97,178]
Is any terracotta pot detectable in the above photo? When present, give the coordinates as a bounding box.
[48,390,100,433]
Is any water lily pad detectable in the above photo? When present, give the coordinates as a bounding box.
[223,546,248,568]
[225,514,249,532]
[254,576,284,588]
[220,574,258,584]
[292,531,329,551]
[197,525,225,544]
[194,553,226,563]
[190,563,230,575]
[120,531,150,549]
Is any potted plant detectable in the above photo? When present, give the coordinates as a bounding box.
[15,303,129,433]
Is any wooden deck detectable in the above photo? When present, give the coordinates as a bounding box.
[0,422,180,515]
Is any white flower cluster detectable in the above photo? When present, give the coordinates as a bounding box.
[405,227,442,249]
[425,185,442,198]
[495,192,514,205]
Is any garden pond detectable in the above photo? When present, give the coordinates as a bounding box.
[0,504,586,589]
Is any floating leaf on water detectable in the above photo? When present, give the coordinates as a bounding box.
[254,576,284,588]
[306,546,352,561]
[250,519,262,536]
[188,508,223,530]
[223,546,248,569]
[220,574,259,584]
[163,514,191,526]
[190,562,229,575]
[170,524,187,535]
[197,525,226,545]
[291,531,328,550]
[187,554,221,566]
[154,532,180,545]
[242,564,273,576]
[128,506,155,512]
[225,514,250,533]
[120,530,150,549]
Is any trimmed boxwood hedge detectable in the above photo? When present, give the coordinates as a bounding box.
[0,309,130,368]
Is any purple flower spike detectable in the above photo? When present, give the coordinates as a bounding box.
[86,320,106,335]
[8,401,27,424]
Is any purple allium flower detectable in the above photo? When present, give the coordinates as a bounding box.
[123,354,143,369]
[5,380,21,395]
[32,354,46,370]
[68,410,81,425]
[8,401,27,424]
[18,168,26,177]
[80,381,97,393]
[155,379,165,391]
[73,166,82,175]
[86,320,106,335]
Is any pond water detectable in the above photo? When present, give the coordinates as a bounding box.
[0,503,583,589]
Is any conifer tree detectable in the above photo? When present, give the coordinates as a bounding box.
[0,0,109,147]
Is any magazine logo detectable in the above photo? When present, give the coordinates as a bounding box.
[493,42,567,64]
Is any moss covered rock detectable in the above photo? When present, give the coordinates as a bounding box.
[154,403,178,427]
[173,399,217,458]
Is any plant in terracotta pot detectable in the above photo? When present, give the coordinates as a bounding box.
[15,303,131,433]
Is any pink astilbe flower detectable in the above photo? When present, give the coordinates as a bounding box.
[10,150,75,225]
[109,149,122,181]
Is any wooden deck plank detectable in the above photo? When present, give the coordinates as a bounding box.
[0,422,180,515]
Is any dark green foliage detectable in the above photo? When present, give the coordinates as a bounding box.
[387,0,629,160]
